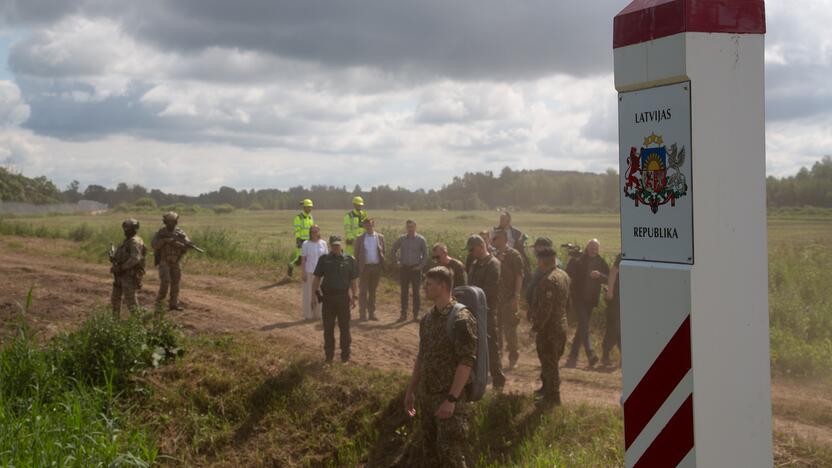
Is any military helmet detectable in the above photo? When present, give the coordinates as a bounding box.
[352,196,364,206]
[466,234,485,250]
[163,211,179,222]
[533,237,554,249]
[122,218,140,230]
[302,199,314,208]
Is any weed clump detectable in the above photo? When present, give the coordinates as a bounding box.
[0,292,181,466]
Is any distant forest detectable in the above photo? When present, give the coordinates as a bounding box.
[2,156,831,211]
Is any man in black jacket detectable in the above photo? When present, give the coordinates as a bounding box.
[564,239,609,368]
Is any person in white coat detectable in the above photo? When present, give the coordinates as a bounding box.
[301,225,328,320]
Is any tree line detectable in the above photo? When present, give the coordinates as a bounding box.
[3,157,831,210]
[767,156,832,208]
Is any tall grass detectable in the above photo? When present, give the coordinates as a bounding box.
[0,292,181,466]
[0,217,295,267]
[769,243,832,377]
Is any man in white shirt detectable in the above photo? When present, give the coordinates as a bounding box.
[300,225,328,320]
[353,218,386,321]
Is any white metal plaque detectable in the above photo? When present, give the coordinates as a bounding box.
[618,81,693,264]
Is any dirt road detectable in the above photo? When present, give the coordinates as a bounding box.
[0,236,829,447]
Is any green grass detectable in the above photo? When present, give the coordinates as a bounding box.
[0,292,181,467]
[133,332,831,467]
[769,242,832,377]
[135,331,623,467]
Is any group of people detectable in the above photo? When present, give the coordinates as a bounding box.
[292,200,622,465]
[107,200,622,466]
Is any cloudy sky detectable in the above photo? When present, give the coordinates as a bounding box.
[0,1,829,194]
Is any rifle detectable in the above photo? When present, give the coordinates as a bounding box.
[107,244,118,275]
[154,230,205,265]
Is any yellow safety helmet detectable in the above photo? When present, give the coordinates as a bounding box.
[352,196,364,206]
[302,199,314,207]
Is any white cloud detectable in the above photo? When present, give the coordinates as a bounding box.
[0,80,29,125]
[0,1,829,193]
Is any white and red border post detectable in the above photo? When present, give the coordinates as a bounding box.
[613,1,772,466]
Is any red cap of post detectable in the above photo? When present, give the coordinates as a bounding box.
[613,0,766,49]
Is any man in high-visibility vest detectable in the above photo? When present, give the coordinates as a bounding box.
[288,199,315,277]
[343,196,368,256]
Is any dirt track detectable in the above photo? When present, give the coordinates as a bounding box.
[0,236,829,447]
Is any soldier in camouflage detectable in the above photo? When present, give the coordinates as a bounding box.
[151,212,192,311]
[466,234,506,390]
[405,266,477,467]
[528,242,570,406]
[492,229,525,369]
[110,218,146,317]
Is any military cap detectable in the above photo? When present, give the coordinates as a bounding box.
[533,237,553,249]
[466,234,485,250]
[122,218,140,229]
[163,211,179,222]
[329,235,343,246]
[535,246,556,258]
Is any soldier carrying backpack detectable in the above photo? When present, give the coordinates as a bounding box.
[109,218,147,318]
[404,266,487,467]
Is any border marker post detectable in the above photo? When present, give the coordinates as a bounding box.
[613,1,772,466]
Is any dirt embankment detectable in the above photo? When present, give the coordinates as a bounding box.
[1,236,829,447]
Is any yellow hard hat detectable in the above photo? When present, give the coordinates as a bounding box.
[302,199,314,207]
[352,196,364,206]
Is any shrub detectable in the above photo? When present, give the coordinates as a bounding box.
[113,202,132,212]
[0,294,174,466]
[68,222,94,241]
[133,197,157,209]
[248,201,264,211]
[213,203,235,214]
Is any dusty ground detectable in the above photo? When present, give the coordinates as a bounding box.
[1,235,829,449]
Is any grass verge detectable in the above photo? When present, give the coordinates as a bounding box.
[0,292,181,466]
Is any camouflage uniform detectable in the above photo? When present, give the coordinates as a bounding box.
[467,254,505,388]
[495,246,524,365]
[416,300,478,467]
[111,234,146,317]
[152,226,192,310]
[433,257,467,290]
[529,266,570,404]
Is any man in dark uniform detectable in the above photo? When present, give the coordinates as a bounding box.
[312,236,358,363]
[601,254,623,368]
[431,242,467,289]
[565,239,610,368]
[492,229,524,369]
[528,243,570,406]
[466,234,506,391]
[405,266,478,467]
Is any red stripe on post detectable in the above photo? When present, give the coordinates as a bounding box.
[613,0,766,49]
[634,394,695,468]
[624,315,692,449]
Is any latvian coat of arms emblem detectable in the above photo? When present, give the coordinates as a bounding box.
[623,132,688,214]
